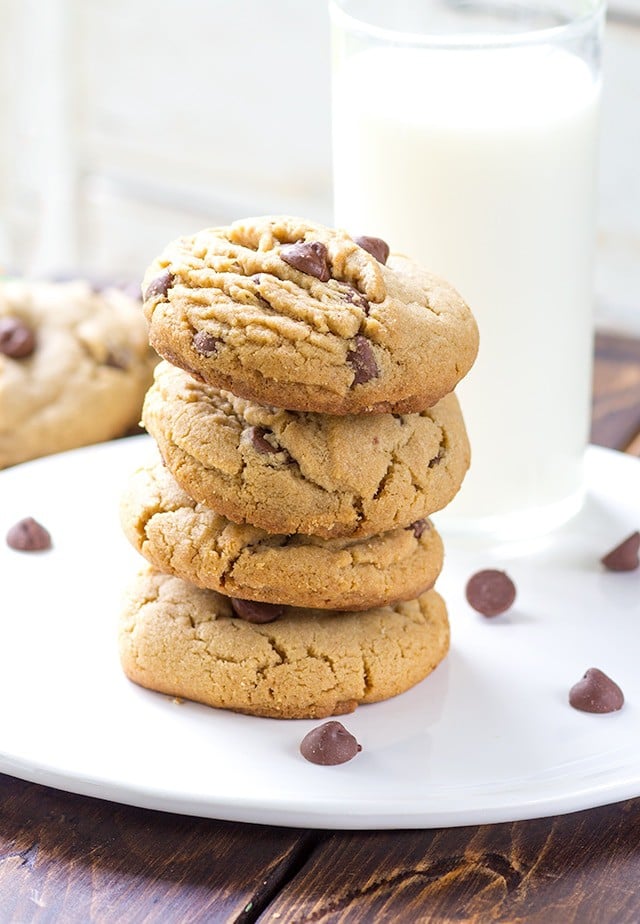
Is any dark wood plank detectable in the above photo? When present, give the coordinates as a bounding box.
[262,800,640,923]
[592,333,640,452]
[0,775,313,923]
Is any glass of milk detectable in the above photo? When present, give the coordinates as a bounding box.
[330,0,605,539]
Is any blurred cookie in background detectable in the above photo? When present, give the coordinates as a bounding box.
[0,277,157,468]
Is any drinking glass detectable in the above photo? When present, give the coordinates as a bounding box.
[330,0,605,539]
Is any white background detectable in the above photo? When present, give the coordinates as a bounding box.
[0,0,638,332]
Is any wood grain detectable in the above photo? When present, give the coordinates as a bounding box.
[591,333,640,452]
[0,775,313,923]
[261,799,640,923]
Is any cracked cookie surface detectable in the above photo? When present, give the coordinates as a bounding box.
[120,452,444,610]
[119,567,450,719]
[0,279,157,468]
[143,361,470,539]
[142,215,478,415]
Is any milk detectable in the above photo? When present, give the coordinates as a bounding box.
[333,46,600,535]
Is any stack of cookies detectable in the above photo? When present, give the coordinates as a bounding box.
[119,216,478,719]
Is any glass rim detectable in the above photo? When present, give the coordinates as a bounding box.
[328,0,606,49]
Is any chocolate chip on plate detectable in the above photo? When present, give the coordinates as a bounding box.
[300,721,362,765]
[144,270,175,301]
[280,242,331,282]
[230,598,284,624]
[193,330,221,357]
[6,517,52,551]
[569,668,624,714]
[0,317,36,359]
[249,426,280,454]
[354,235,390,265]
[465,569,516,617]
[601,531,640,571]
[347,335,379,385]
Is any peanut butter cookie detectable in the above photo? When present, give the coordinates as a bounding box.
[142,361,470,539]
[0,279,157,468]
[119,567,450,719]
[120,453,444,610]
[142,216,478,414]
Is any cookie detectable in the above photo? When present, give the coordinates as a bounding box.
[119,567,450,719]
[0,279,157,468]
[142,361,470,539]
[120,453,444,610]
[141,215,478,414]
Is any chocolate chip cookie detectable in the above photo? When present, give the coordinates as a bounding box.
[142,215,478,415]
[119,567,450,719]
[142,361,470,539]
[0,279,157,468]
[120,453,444,610]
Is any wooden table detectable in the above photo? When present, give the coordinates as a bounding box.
[2,332,639,924]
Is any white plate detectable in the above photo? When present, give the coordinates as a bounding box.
[0,437,638,830]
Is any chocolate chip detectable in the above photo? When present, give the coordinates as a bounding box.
[230,598,284,624]
[300,721,362,765]
[428,448,445,468]
[342,285,370,314]
[354,235,390,265]
[144,270,174,301]
[410,519,430,539]
[465,569,516,617]
[6,517,52,551]
[249,426,279,454]
[255,293,273,311]
[347,335,379,386]
[193,330,221,357]
[569,668,624,714]
[601,531,640,571]
[104,347,131,370]
[280,242,331,282]
[0,317,36,358]
[251,274,262,285]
